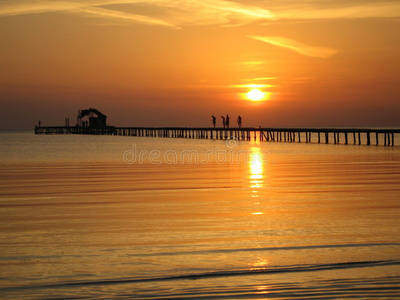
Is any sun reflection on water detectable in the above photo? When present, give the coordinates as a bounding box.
[249,147,264,189]
[250,258,270,269]
[249,147,265,215]
[250,147,263,180]
[256,285,272,295]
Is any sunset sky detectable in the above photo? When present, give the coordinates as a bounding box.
[1,0,400,129]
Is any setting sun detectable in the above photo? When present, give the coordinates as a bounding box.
[247,89,266,101]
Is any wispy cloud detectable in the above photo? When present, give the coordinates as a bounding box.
[273,2,400,20]
[0,1,86,17]
[0,1,176,27]
[1,1,399,27]
[0,0,274,27]
[157,0,274,26]
[75,6,179,28]
[230,83,275,88]
[248,35,338,58]
[243,77,276,82]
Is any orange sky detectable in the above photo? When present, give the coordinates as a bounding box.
[1,0,400,129]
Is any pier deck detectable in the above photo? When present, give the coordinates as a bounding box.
[35,126,398,146]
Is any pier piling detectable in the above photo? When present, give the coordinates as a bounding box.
[34,126,398,147]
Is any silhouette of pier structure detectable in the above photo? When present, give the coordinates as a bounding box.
[34,108,398,146]
[35,126,397,146]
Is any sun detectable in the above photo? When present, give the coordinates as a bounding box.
[247,89,265,101]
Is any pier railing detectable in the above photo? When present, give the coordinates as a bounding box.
[34,126,398,146]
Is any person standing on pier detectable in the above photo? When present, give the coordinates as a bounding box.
[221,116,226,128]
[237,115,242,128]
[226,114,230,128]
[212,115,216,128]
[38,120,41,127]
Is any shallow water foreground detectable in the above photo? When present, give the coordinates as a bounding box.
[1,133,400,299]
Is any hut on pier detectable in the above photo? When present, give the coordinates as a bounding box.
[77,108,107,128]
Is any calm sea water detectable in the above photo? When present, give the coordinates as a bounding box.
[1,131,400,299]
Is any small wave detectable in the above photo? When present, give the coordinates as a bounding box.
[3,259,400,291]
[129,242,400,257]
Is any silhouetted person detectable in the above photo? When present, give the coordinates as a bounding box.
[221,116,226,128]
[38,120,41,127]
[226,114,230,128]
[212,115,216,128]
[237,115,242,128]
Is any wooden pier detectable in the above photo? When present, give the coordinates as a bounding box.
[35,126,398,146]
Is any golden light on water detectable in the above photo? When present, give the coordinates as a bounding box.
[256,285,272,295]
[251,259,269,269]
[250,182,263,189]
[250,147,264,188]
[249,147,265,216]
[249,147,264,180]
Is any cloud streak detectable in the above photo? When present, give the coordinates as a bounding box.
[1,1,399,28]
[75,6,178,28]
[0,0,274,27]
[243,77,276,82]
[248,35,338,58]
[159,0,274,26]
[273,2,400,20]
[0,1,178,27]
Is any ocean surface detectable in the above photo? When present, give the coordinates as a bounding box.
[1,131,400,299]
